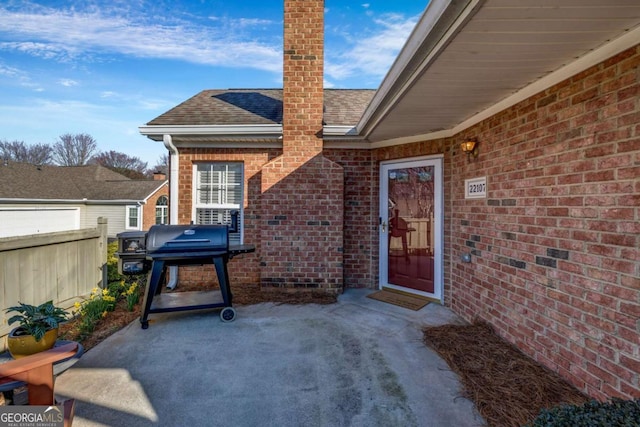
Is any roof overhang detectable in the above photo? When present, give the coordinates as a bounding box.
[139,124,366,149]
[139,124,283,142]
[358,0,640,146]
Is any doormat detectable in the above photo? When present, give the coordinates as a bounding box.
[367,290,430,311]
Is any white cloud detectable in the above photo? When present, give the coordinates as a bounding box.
[237,18,274,27]
[0,63,19,77]
[325,13,418,84]
[0,41,69,61]
[0,5,282,72]
[0,61,43,91]
[59,79,78,87]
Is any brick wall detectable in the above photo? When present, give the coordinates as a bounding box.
[173,147,377,295]
[260,156,344,294]
[325,149,377,288]
[173,148,278,298]
[378,46,640,399]
[141,184,168,230]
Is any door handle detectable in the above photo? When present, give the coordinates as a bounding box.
[381,221,387,233]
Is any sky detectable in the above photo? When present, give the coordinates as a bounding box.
[0,0,427,167]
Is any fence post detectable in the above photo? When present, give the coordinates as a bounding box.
[97,217,108,288]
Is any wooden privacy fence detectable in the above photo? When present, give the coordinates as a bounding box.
[0,218,108,351]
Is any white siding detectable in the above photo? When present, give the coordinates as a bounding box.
[0,206,81,238]
[83,205,127,238]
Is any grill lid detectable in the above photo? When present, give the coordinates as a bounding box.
[146,224,229,254]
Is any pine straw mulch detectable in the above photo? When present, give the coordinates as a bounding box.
[59,299,143,352]
[423,321,589,427]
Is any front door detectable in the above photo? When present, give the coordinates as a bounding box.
[379,157,443,301]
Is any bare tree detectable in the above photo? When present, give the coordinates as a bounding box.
[152,153,169,175]
[0,139,53,165]
[91,150,149,179]
[52,133,98,166]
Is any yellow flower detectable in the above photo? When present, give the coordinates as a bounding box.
[102,311,108,318]
[102,288,110,296]
[74,301,82,309]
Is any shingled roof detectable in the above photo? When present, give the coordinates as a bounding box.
[146,89,375,127]
[0,163,165,201]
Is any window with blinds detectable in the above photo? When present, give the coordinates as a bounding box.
[194,163,243,244]
[126,205,139,229]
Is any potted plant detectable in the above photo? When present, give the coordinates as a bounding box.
[6,300,68,359]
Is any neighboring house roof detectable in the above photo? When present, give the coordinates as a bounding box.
[0,163,166,202]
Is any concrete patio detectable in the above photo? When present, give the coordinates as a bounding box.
[54,289,484,426]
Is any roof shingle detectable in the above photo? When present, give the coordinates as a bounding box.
[147,89,375,127]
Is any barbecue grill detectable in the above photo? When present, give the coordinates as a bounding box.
[116,212,254,329]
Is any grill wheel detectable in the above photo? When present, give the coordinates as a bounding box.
[220,307,237,322]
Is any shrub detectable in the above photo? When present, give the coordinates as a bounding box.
[526,398,640,427]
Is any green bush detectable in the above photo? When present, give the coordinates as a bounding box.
[526,398,640,427]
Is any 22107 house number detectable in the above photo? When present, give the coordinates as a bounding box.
[465,176,487,199]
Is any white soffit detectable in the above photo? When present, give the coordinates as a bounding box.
[362,0,640,144]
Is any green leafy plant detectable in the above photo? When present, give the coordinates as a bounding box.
[526,398,640,427]
[73,287,117,337]
[6,300,68,342]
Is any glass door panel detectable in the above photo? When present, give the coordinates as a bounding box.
[380,158,442,300]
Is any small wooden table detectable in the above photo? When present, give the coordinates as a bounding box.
[0,340,83,396]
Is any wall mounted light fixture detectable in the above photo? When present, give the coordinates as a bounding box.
[460,139,479,160]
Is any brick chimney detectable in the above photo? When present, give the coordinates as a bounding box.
[259,0,344,296]
[282,0,324,160]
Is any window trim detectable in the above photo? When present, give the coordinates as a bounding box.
[155,195,169,225]
[125,205,140,230]
[191,162,244,243]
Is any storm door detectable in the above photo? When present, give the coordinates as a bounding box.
[379,157,443,301]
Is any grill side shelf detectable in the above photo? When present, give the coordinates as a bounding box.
[229,244,256,259]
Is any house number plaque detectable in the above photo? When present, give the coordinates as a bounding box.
[464,176,487,199]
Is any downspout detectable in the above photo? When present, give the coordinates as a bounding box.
[137,201,144,230]
[163,134,180,290]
